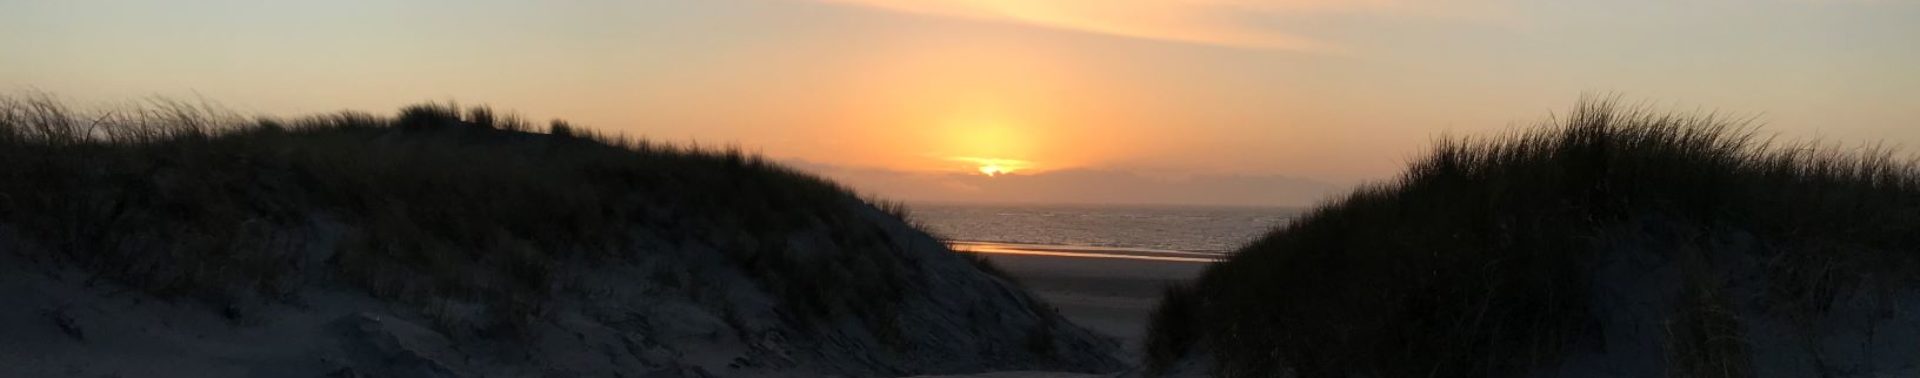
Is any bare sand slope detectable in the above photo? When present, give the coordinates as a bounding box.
[0,207,1128,377]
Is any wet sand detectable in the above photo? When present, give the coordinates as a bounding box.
[950,241,1214,355]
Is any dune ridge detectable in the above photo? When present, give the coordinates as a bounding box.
[0,94,1123,377]
[1146,98,1920,377]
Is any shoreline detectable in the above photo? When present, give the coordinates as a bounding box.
[946,241,1224,263]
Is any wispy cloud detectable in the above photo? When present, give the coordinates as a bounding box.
[805,0,1466,51]
[1784,0,1910,4]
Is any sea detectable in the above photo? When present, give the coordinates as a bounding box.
[910,203,1301,255]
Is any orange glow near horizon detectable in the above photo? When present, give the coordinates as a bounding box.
[6,1,1915,191]
[816,40,1135,176]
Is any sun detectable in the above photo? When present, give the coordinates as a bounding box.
[953,157,1030,177]
[978,164,1007,176]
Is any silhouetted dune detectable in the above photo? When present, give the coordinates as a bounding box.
[1145,98,1920,377]
[0,93,1122,377]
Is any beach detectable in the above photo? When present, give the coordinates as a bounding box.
[950,242,1215,355]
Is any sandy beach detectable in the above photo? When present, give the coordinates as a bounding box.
[951,242,1214,355]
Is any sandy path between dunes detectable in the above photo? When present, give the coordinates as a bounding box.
[906,372,1107,378]
[930,242,1213,376]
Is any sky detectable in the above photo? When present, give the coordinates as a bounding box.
[4,0,1916,206]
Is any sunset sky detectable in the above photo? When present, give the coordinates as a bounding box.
[5,0,1917,205]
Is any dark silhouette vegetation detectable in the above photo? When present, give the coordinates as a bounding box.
[0,93,957,339]
[1144,99,1920,376]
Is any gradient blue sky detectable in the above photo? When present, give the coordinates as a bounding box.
[4,0,1916,205]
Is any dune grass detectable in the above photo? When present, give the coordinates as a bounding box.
[1143,98,1920,376]
[0,93,934,337]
